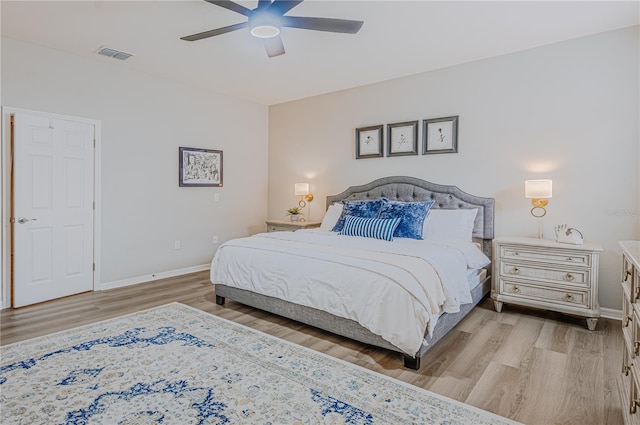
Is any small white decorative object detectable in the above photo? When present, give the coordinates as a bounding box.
[554,224,584,245]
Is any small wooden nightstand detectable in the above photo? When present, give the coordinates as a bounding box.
[491,236,603,330]
[265,219,321,233]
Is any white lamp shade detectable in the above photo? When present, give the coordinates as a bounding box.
[525,179,553,198]
[294,183,310,196]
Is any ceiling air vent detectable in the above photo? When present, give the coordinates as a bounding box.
[96,46,133,61]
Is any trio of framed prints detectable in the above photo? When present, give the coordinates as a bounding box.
[355,116,458,159]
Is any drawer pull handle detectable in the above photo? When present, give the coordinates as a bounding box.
[565,294,574,302]
[624,364,631,376]
[626,316,633,327]
[514,252,519,256]
[564,273,575,282]
[512,286,520,294]
[635,286,640,301]
[626,270,633,282]
[634,341,640,356]
[512,267,520,275]
[567,257,573,261]
[633,400,639,414]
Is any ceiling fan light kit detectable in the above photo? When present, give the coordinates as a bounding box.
[181,0,363,57]
[249,13,282,38]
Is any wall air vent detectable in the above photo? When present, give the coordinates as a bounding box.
[96,46,133,61]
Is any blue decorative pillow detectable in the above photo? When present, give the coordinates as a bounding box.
[331,198,384,232]
[339,215,401,241]
[378,198,435,239]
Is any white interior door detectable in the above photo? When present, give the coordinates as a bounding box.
[13,112,95,307]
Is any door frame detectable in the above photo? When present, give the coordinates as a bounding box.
[1,107,102,309]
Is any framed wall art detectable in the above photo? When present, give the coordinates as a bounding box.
[179,147,223,187]
[387,120,418,157]
[355,125,383,159]
[423,116,458,154]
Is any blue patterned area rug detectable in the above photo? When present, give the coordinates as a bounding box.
[1,303,518,424]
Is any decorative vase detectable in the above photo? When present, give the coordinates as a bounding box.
[290,215,299,222]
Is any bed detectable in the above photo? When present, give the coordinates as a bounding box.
[211,176,495,369]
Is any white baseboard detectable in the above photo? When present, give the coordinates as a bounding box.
[601,307,622,321]
[98,264,210,291]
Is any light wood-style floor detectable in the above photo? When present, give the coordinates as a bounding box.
[1,271,623,425]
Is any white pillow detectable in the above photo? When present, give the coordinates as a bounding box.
[423,209,478,242]
[320,203,344,231]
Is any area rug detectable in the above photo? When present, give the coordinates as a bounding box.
[1,303,517,424]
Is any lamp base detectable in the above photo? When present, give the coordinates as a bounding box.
[536,219,544,239]
[298,194,313,210]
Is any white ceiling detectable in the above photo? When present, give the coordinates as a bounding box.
[2,1,638,105]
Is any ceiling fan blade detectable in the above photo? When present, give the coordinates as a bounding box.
[257,0,272,10]
[282,16,363,34]
[205,0,253,17]
[267,0,303,17]
[264,36,285,58]
[181,22,248,41]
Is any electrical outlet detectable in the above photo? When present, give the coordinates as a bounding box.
[212,235,219,244]
[214,193,220,202]
[174,240,181,250]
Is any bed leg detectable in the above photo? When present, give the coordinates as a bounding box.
[403,355,420,370]
[215,295,225,306]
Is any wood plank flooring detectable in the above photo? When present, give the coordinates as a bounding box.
[0,271,623,425]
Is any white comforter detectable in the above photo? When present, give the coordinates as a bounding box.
[210,229,489,356]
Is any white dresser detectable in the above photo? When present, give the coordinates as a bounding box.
[491,236,603,330]
[619,240,640,424]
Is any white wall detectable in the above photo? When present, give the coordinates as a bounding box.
[269,26,639,311]
[2,37,269,294]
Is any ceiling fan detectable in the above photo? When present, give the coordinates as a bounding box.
[181,0,364,58]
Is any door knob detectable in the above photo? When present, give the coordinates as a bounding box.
[17,217,37,224]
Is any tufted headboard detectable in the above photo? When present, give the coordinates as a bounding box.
[326,176,495,258]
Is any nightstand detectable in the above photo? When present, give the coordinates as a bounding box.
[265,219,321,232]
[491,236,603,330]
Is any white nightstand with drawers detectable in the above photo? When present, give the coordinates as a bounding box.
[265,219,321,233]
[491,236,603,330]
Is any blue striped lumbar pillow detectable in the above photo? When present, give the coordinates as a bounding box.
[339,215,402,241]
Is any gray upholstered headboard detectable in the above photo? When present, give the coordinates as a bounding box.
[326,176,495,258]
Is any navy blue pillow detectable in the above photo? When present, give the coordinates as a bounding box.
[331,198,384,232]
[339,215,401,241]
[378,198,435,239]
